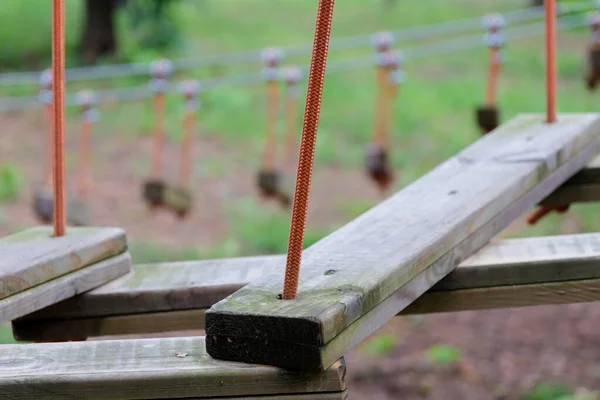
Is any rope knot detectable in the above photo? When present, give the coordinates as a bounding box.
[76,90,96,110]
[285,66,303,86]
[179,79,201,100]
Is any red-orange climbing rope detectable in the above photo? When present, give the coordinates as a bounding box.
[545,0,557,124]
[527,0,562,225]
[282,0,335,300]
[52,0,66,237]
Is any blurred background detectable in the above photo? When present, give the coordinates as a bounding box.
[1,0,600,398]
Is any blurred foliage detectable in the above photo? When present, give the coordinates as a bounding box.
[361,334,398,357]
[0,164,22,203]
[425,344,462,368]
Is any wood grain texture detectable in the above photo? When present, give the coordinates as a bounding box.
[204,113,600,370]
[1,252,131,323]
[0,226,127,300]
[541,154,600,205]
[13,232,600,341]
[17,255,283,320]
[0,336,346,400]
[402,278,600,315]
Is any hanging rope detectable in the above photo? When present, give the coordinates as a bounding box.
[545,0,557,124]
[528,0,563,225]
[282,0,336,300]
[261,48,283,171]
[284,66,302,174]
[585,11,600,90]
[39,69,53,190]
[384,51,404,151]
[476,14,506,134]
[76,90,98,200]
[371,32,393,149]
[179,80,201,189]
[149,59,172,179]
[52,0,66,237]
[483,15,505,108]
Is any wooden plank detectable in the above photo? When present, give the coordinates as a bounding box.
[0,336,346,400]
[541,155,600,205]
[12,233,600,342]
[204,113,600,371]
[0,226,127,300]
[402,278,600,315]
[1,252,131,323]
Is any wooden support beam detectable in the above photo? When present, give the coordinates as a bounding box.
[0,226,130,322]
[0,337,347,400]
[12,232,600,341]
[204,114,600,371]
[541,155,600,206]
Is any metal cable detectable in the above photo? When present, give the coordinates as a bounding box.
[0,14,588,113]
[1,3,590,87]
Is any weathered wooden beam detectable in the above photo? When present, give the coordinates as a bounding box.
[0,337,347,400]
[204,113,600,371]
[0,226,130,322]
[541,155,600,206]
[11,234,600,341]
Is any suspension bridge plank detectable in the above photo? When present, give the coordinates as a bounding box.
[1,252,131,324]
[0,226,127,300]
[203,113,600,371]
[0,337,346,400]
[11,232,600,341]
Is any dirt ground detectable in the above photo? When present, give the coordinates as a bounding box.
[2,109,600,399]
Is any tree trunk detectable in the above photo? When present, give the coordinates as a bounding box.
[78,0,121,64]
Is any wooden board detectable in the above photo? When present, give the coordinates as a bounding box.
[541,154,600,206]
[204,113,600,370]
[0,336,346,400]
[0,226,127,300]
[1,252,131,323]
[12,233,600,341]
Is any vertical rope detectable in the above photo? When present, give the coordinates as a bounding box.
[284,67,302,174]
[485,48,501,107]
[44,104,53,189]
[264,80,279,169]
[152,93,166,178]
[545,0,557,123]
[52,0,66,237]
[179,81,200,188]
[282,0,335,300]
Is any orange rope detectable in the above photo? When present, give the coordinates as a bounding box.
[78,115,92,198]
[373,64,388,148]
[44,105,53,188]
[152,93,166,178]
[52,0,66,237]
[263,81,279,169]
[284,84,299,173]
[385,76,399,146]
[485,48,501,107]
[179,109,195,188]
[282,0,335,300]
[545,0,557,123]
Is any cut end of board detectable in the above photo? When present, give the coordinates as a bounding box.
[205,113,600,371]
[0,226,129,303]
